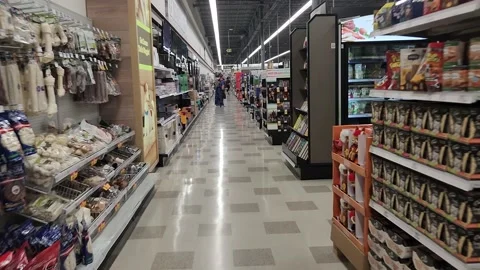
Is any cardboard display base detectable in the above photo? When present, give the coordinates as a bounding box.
[330,221,368,270]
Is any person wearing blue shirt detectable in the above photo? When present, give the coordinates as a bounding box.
[215,74,225,107]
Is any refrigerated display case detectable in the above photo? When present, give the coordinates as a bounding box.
[339,15,425,124]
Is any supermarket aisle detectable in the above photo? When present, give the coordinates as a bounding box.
[111,95,349,270]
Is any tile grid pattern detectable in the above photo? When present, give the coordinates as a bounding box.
[112,96,351,270]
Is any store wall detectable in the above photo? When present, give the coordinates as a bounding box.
[51,0,86,16]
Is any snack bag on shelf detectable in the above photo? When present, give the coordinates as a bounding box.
[387,51,401,90]
[423,0,441,15]
[400,48,426,90]
[374,3,394,29]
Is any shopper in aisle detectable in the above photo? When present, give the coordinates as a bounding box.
[226,76,231,95]
[214,74,225,107]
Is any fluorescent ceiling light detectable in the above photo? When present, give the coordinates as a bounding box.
[265,50,290,63]
[209,0,222,67]
[241,0,311,64]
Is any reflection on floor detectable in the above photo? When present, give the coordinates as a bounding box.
[111,95,352,270]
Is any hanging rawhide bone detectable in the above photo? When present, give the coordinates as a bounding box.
[44,68,57,115]
[41,22,54,63]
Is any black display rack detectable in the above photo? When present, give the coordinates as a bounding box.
[262,83,291,145]
[283,15,338,180]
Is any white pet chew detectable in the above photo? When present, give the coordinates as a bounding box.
[30,23,43,56]
[44,69,57,115]
[40,23,54,63]
[36,63,48,112]
[56,66,65,97]
[25,61,38,113]
[57,24,68,45]
[50,24,61,47]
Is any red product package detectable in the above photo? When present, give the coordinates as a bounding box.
[25,242,60,270]
[386,50,401,89]
[1,243,28,270]
[0,251,13,269]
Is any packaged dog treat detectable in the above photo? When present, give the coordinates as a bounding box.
[396,102,411,127]
[410,201,427,228]
[373,180,384,201]
[394,193,409,215]
[469,65,480,91]
[384,126,397,149]
[411,103,429,130]
[386,51,401,89]
[369,216,390,243]
[412,248,444,270]
[442,0,459,9]
[443,40,466,67]
[372,155,384,179]
[426,210,443,239]
[464,107,480,139]
[449,66,468,91]
[409,172,428,200]
[424,42,444,91]
[469,38,480,65]
[442,187,463,219]
[383,246,413,270]
[412,0,425,18]
[383,161,397,184]
[427,104,448,133]
[368,234,386,257]
[443,67,453,89]
[375,2,394,29]
[400,48,426,90]
[429,138,448,166]
[458,190,480,224]
[448,107,469,137]
[373,124,384,146]
[462,145,480,175]
[423,0,441,14]
[448,142,468,173]
[392,0,413,25]
[396,130,411,154]
[368,251,388,270]
[427,180,446,208]
[383,186,395,208]
[456,227,480,258]
[394,166,411,191]
[386,228,418,258]
[411,133,429,159]
[384,101,397,123]
[371,101,384,123]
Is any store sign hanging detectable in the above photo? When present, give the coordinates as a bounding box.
[266,68,290,82]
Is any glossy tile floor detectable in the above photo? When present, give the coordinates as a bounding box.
[111,95,351,270]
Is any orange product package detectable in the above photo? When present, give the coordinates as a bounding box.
[386,50,401,90]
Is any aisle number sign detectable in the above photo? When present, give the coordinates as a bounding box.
[266,69,290,82]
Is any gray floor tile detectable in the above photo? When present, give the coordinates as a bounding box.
[244,152,261,157]
[155,191,181,199]
[264,158,283,163]
[204,188,230,197]
[230,203,260,213]
[190,161,208,166]
[198,223,232,237]
[130,226,166,239]
[151,251,195,269]
[273,175,297,181]
[233,248,275,267]
[172,205,202,215]
[228,176,251,183]
[228,160,247,165]
[254,187,281,195]
[248,167,269,172]
[177,155,194,159]
[264,221,300,234]
[188,178,206,184]
[258,147,274,150]
[241,142,256,146]
[286,201,318,211]
[208,168,227,173]
[309,246,343,264]
[228,147,243,151]
[167,170,187,175]
[303,186,331,193]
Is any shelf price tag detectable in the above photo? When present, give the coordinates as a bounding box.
[98,221,106,233]
[70,171,78,181]
[90,158,98,166]
[114,203,121,212]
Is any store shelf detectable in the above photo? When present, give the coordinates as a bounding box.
[282,143,308,167]
[410,127,480,144]
[348,97,382,102]
[54,131,135,184]
[294,107,308,114]
[371,0,480,37]
[348,113,372,118]
[372,175,480,229]
[79,168,153,270]
[370,200,480,270]
[332,185,365,216]
[331,152,366,177]
[157,89,192,99]
[288,126,308,139]
[332,218,364,251]
[88,165,149,235]
[348,79,378,83]
[369,89,480,104]
[158,114,177,126]
[369,146,480,191]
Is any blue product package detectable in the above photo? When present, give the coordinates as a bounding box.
[0,113,22,164]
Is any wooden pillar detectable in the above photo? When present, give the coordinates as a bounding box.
[86,0,159,168]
